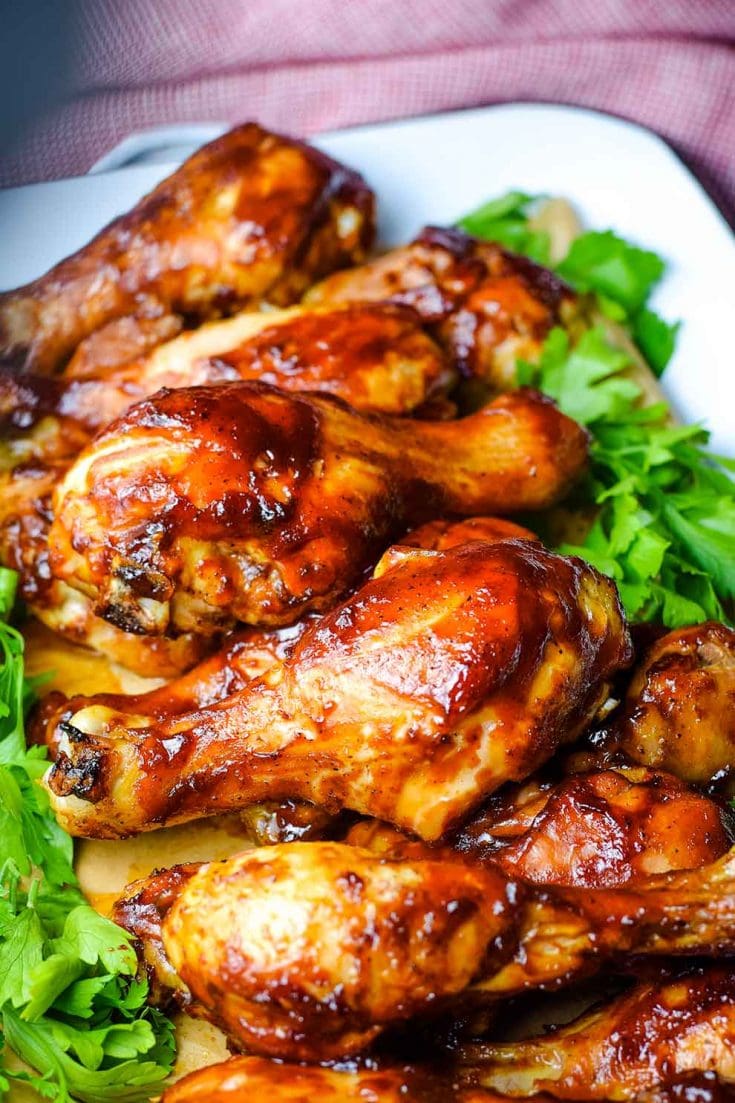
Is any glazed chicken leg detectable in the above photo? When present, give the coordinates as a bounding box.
[114,839,735,1061]
[161,1057,493,1103]
[0,302,449,670]
[0,124,374,374]
[617,622,735,789]
[33,515,536,743]
[48,382,588,637]
[44,539,630,839]
[32,516,535,843]
[461,967,735,1100]
[306,226,582,391]
[0,302,453,468]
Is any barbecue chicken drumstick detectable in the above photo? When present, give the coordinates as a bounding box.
[617,622,735,789]
[306,226,581,391]
[45,538,630,839]
[0,123,374,374]
[0,302,450,670]
[161,1057,492,1103]
[47,382,588,637]
[462,966,735,1100]
[115,839,735,1062]
[33,516,534,842]
[0,302,453,467]
[33,516,534,751]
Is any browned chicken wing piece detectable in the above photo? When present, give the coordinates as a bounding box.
[0,303,453,466]
[617,622,735,789]
[462,967,735,1100]
[45,539,630,839]
[306,226,579,391]
[115,840,735,1061]
[0,124,374,374]
[48,382,588,637]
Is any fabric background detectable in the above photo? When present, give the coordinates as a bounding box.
[2,0,733,222]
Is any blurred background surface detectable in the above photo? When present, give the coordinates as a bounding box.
[1,0,733,221]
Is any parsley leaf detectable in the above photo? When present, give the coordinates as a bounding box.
[556,230,665,315]
[457,191,551,265]
[662,498,735,602]
[0,573,176,1101]
[632,309,681,378]
[54,907,137,977]
[458,192,734,625]
[523,326,734,626]
[521,327,638,425]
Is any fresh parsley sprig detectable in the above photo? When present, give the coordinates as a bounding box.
[457,191,552,265]
[519,328,735,626]
[460,194,734,627]
[0,566,175,1102]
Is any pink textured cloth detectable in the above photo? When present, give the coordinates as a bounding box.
[2,0,734,220]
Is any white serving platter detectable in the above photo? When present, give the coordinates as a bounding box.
[1,103,733,453]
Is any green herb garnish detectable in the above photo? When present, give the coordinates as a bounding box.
[457,191,552,265]
[0,566,175,1101]
[556,229,678,377]
[460,193,734,626]
[518,328,735,625]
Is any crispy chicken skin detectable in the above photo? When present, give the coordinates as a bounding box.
[306,226,579,391]
[350,766,732,885]
[617,623,735,788]
[0,303,453,466]
[0,124,374,374]
[45,540,630,839]
[115,840,735,1061]
[464,967,735,1100]
[47,383,588,637]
